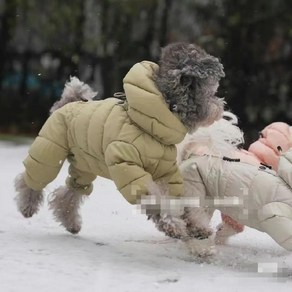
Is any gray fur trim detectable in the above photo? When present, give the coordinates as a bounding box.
[154,42,225,132]
[48,185,85,234]
[14,173,44,218]
[50,76,97,114]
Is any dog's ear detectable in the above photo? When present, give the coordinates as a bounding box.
[179,56,225,80]
[196,57,225,79]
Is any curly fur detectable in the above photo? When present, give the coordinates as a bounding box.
[48,186,86,234]
[14,173,44,218]
[15,43,228,250]
[50,76,97,114]
[154,42,226,132]
[15,77,94,233]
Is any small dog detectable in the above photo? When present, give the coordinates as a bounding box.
[14,42,225,236]
[150,113,292,258]
[150,113,245,257]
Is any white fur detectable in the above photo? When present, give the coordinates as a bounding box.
[14,173,44,218]
[177,111,244,164]
[50,76,97,114]
[48,186,86,234]
[152,111,244,258]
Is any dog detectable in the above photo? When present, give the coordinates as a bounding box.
[150,113,245,257]
[14,42,225,237]
[150,112,292,258]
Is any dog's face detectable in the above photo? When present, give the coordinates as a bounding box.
[154,42,225,133]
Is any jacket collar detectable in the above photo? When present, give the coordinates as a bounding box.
[123,61,187,145]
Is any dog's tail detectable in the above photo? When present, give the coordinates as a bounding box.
[50,77,98,114]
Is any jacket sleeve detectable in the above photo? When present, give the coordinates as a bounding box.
[278,149,292,189]
[258,200,292,251]
[65,164,96,195]
[23,110,68,191]
[104,141,153,204]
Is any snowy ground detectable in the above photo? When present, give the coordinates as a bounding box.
[1,140,292,292]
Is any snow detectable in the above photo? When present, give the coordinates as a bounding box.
[1,140,292,292]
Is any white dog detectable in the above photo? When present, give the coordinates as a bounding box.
[150,113,292,258]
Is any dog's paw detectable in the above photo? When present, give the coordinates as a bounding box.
[19,204,38,218]
[185,237,216,258]
[151,214,188,239]
[65,222,81,234]
[15,191,43,218]
[49,186,84,234]
[14,173,44,218]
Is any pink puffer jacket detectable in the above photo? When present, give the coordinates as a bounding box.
[248,122,292,170]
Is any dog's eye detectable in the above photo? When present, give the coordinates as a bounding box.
[180,75,193,87]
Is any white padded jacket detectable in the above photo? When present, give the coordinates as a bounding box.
[179,150,292,251]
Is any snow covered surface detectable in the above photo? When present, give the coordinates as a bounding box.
[1,140,292,292]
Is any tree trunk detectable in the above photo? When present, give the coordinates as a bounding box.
[0,0,17,90]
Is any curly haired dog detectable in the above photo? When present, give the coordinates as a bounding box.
[14,42,225,235]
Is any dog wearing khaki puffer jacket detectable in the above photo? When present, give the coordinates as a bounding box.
[14,42,225,236]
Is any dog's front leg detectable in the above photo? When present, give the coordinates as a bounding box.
[181,207,216,258]
[150,212,216,258]
[150,214,189,239]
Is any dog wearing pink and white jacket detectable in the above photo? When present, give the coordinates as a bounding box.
[151,114,292,257]
[216,121,292,243]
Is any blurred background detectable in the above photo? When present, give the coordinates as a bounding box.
[0,0,292,145]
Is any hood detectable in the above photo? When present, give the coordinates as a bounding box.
[123,61,187,145]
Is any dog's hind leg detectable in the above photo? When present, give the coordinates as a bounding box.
[14,173,44,218]
[49,165,96,234]
[48,185,87,234]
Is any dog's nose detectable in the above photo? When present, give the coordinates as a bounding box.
[169,103,178,112]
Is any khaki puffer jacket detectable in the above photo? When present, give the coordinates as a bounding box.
[180,150,292,251]
[23,61,187,204]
